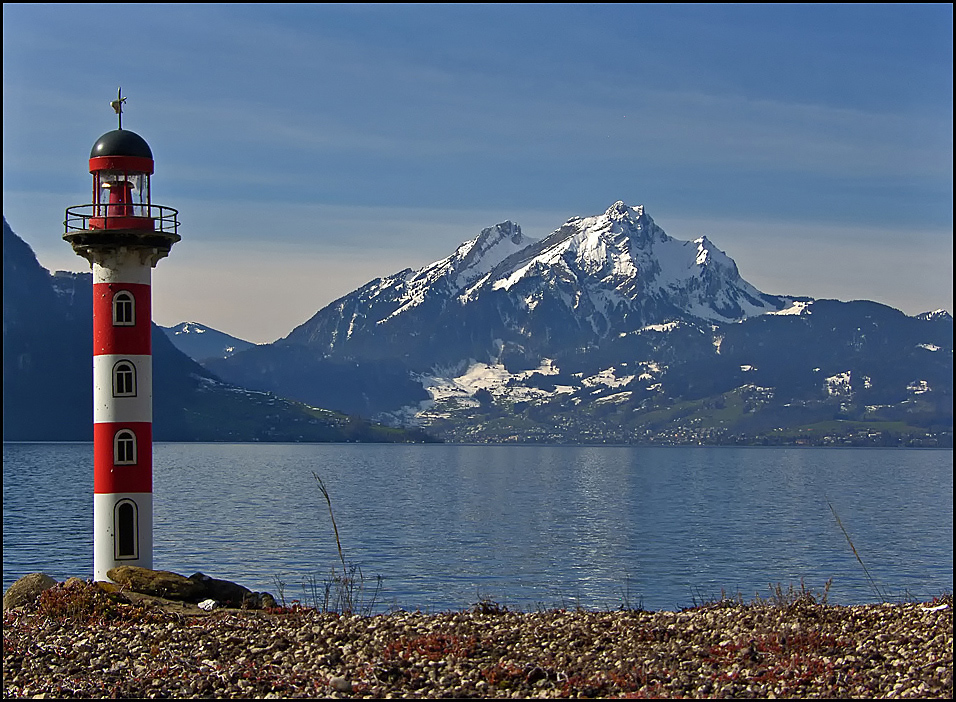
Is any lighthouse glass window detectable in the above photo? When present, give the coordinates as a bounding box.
[113,361,136,397]
[113,291,135,326]
[97,173,148,217]
[114,430,137,465]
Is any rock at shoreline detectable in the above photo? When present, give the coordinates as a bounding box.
[188,572,254,608]
[107,566,206,601]
[4,568,277,612]
[2,573,57,610]
[106,566,276,609]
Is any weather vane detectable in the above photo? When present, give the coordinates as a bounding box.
[110,87,127,130]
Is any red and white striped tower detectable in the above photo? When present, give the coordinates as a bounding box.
[64,90,180,581]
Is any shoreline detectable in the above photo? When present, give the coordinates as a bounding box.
[4,583,951,699]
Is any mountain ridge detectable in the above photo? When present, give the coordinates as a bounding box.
[281,202,801,369]
[2,217,434,443]
[208,202,952,445]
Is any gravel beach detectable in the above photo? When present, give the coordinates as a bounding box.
[3,584,952,699]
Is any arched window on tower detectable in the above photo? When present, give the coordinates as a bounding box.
[113,291,135,326]
[114,429,137,465]
[112,361,137,397]
[114,499,139,559]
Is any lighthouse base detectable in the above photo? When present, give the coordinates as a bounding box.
[93,493,153,582]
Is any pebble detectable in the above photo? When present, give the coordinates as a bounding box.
[2,588,952,699]
[330,675,352,692]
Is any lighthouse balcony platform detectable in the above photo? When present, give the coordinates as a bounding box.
[64,204,180,260]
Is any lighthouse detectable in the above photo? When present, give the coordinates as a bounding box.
[63,89,180,582]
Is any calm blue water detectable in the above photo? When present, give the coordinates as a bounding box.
[3,443,952,612]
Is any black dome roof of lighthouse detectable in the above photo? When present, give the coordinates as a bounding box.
[90,129,153,159]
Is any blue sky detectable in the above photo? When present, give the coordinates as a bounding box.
[3,4,952,343]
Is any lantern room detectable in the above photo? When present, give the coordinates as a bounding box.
[64,90,179,265]
[88,129,155,230]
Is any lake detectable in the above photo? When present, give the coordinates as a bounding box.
[2,443,952,612]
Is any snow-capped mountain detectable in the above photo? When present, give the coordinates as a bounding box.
[916,310,953,322]
[287,220,533,357]
[161,322,255,362]
[284,202,795,366]
[208,202,951,445]
[468,201,790,321]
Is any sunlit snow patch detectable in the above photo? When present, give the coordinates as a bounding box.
[594,391,633,405]
[582,367,635,389]
[768,300,811,316]
[825,371,852,398]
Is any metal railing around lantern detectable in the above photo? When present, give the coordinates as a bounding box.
[64,204,179,236]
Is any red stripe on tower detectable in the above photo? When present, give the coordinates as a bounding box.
[93,422,153,493]
[92,282,152,355]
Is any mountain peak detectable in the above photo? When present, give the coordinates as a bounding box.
[447,220,534,289]
[173,321,208,334]
[466,220,527,260]
[161,321,255,361]
[605,201,644,222]
[493,220,523,243]
[591,201,664,250]
[916,309,953,322]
